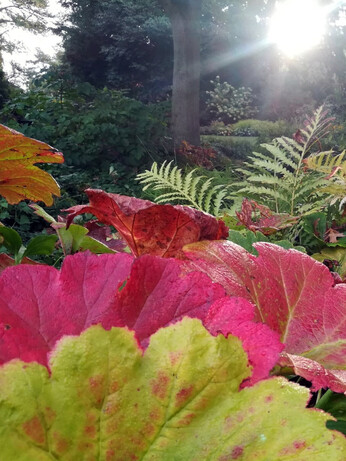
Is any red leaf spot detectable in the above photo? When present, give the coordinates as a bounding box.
[103,401,119,415]
[150,371,170,400]
[265,394,274,403]
[89,375,104,395]
[106,419,120,435]
[44,407,56,425]
[280,440,306,455]
[236,414,244,423]
[143,423,156,437]
[294,441,306,450]
[219,446,244,461]
[130,435,146,449]
[110,381,119,393]
[78,441,94,451]
[175,385,194,406]
[169,351,183,366]
[177,412,195,427]
[224,416,235,431]
[149,408,161,421]
[84,425,97,438]
[22,416,46,445]
[106,449,115,461]
[231,446,244,459]
[53,431,70,454]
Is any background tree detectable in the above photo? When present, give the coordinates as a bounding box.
[60,0,172,101]
[0,0,50,54]
[158,0,202,146]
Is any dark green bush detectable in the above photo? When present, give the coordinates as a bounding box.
[0,83,168,168]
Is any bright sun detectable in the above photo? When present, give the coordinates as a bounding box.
[269,0,327,57]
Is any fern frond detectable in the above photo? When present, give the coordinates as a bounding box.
[305,150,346,177]
[234,106,337,215]
[245,158,292,176]
[136,161,232,216]
[261,142,298,170]
[236,185,290,203]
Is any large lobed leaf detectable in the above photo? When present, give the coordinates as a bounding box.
[0,321,344,460]
[0,252,282,387]
[0,251,134,365]
[183,241,346,392]
[65,189,228,257]
[0,125,64,205]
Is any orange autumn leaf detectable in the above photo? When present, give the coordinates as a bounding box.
[0,125,64,205]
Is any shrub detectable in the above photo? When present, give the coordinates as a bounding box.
[231,119,295,140]
[0,84,168,168]
[206,76,258,123]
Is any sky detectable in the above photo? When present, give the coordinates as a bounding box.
[2,0,64,78]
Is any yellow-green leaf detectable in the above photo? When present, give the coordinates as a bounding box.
[0,320,344,460]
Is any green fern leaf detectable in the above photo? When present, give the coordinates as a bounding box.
[136,162,232,216]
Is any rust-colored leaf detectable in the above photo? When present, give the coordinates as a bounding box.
[236,198,298,235]
[0,125,64,205]
[65,189,228,257]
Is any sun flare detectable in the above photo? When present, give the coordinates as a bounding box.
[269,0,327,57]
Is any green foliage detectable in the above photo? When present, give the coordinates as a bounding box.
[0,69,10,110]
[231,119,294,140]
[0,225,57,264]
[206,76,258,123]
[0,82,167,167]
[201,135,258,162]
[227,229,306,256]
[31,203,116,256]
[312,246,346,281]
[137,161,233,216]
[200,120,233,136]
[299,209,346,252]
[234,106,334,215]
[316,389,346,436]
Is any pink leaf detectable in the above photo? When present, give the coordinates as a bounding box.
[112,257,282,385]
[279,353,346,393]
[112,255,226,345]
[0,252,133,366]
[205,297,284,387]
[183,241,346,390]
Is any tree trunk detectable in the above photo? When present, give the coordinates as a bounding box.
[160,0,202,147]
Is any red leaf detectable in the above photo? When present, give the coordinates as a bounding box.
[183,241,346,391]
[236,198,298,235]
[84,221,127,252]
[111,255,226,345]
[65,189,228,257]
[102,255,282,385]
[0,252,281,386]
[205,297,284,387]
[0,252,133,366]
